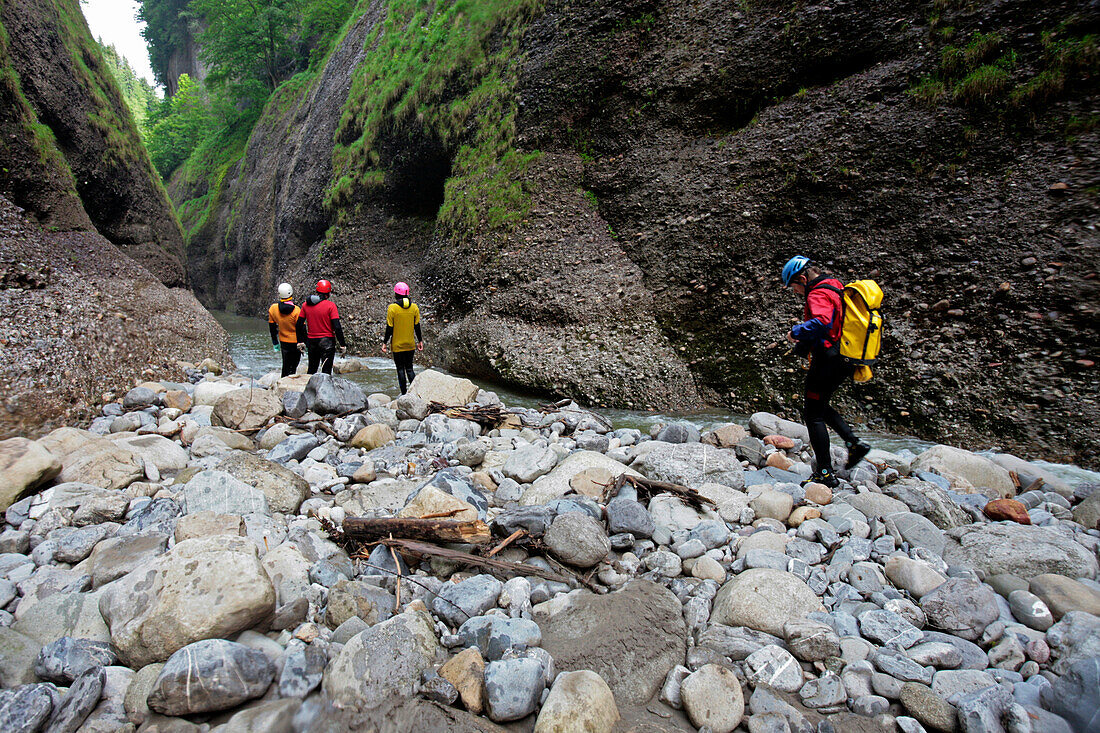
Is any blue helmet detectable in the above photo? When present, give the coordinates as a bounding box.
[782,255,811,286]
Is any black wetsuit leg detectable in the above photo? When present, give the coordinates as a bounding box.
[317,337,337,374]
[803,351,857,472]
[393,350,415,394]
[280,342,300,378]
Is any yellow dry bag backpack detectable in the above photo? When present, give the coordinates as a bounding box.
[815,280,884,382]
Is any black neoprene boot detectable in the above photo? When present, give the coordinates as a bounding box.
[845,441,872,470]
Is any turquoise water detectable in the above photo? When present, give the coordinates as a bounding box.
[213,310,1098,486]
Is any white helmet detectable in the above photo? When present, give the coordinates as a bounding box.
[278,283,293,300]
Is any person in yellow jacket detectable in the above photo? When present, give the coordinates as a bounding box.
[380,281,423,394]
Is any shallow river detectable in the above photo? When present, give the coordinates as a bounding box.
[213,311,1099,487]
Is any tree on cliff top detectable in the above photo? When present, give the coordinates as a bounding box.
[190,0,304,106]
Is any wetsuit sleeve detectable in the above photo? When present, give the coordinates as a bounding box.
[414,323,423,342]
[792,290,836,342]
[295,317,307,343]
[383,325,393,342]
[268,322,279,345]
[332,318,347,347]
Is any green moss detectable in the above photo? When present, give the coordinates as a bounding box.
[907,75,947,105]
[953,62,1012,104]
[0,11,78,189]
[326,0,545,240]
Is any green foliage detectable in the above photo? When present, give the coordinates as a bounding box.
[190,0,304,107]
[171,115,251,240]
[327,0,545,239]
[907,75,947,104]
[952,60,1013,104]
[137,0,191,89]
[144,74,214,177]
[915,21,1098,116]
[97,40,159,128]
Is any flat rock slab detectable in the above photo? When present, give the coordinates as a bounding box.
[942,523,1098,579]
[179,470,271,516]
[537,579,687,705]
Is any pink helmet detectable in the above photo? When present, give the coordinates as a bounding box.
[394,282,410,296]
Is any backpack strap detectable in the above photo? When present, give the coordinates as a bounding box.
[806,280,843,329]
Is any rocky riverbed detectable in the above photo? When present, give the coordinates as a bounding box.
[1,362,1098,732]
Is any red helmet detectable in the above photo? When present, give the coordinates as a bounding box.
[315,279,332,293]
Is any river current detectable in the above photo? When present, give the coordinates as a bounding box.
[213,310,1099,488]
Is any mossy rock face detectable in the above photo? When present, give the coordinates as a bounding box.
[0,0,187,285]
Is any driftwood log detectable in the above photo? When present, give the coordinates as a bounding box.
[604,473,717,511]
[342,517,491,545]
[372,537,598,590]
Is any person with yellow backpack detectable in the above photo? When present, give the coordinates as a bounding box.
[782,256,882,487]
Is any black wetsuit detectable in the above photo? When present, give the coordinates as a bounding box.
[804,349,858,473]
[383,318,423,394]
[297,294,346,375]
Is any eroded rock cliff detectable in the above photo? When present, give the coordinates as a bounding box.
[0,0,228,438]
[178,0,1099,464]
[0,0,188,286]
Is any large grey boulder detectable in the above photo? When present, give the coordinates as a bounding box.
[98,536,276,667]
[920,579,1000,642]
[633,442,744,490]
[882,478,971,529]
[406,469,488,520]
[433,575,502,628]
[37,428,143,491]
[109,434,189,473]
[544,513,610,568]
[911,445,1015,498]
[0,683,55,731]
[0,438,61,511]
[179,470,270,516]
[484,657,545,722]
[942,523,1099,579]
[748,412,810,442]
[521,451,641,506]
[711,569,824,636]
[266,432,322,463]
[34,637,116,684]
[407,369,479,406]
[1041,655,1100,732]
[212,388,283,431]
[147,639,274,715]
[537,580,686,705]
[420,413,481,443]
[502,445,559,484]
[1046,612,1100,675]
[302,374,366,414]
[216,452,310,514]
[322,608,442,708]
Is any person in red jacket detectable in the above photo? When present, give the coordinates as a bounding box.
[782,256,871,487]
[297,279,347,375]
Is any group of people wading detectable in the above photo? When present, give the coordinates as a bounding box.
[266,255,881,490]
[267,279,423,395]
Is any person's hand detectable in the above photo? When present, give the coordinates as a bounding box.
[297,343,306,353]
[339,346,347,355]
[380,343,388,354]
[417,341,424,352]
[785,331,797,345]
[272,344,280,352]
